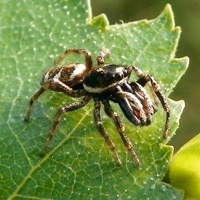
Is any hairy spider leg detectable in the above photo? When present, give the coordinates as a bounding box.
[116,91,147,125]
[54,49,93,73]
[96,48,111,65]
[40,95,91,156]
[24,79,86,122]
[93,99,122,166]
[114,85,145,126]
[103,100,140,165]
[131,66,170,139]
[128,82,157,125]
[42,78,87,97]
[24,87,45,122]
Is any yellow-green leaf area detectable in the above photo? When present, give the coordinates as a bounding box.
[0,0,188,199]
[170,133,200,200]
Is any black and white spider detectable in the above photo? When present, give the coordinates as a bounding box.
[24,48,170,166]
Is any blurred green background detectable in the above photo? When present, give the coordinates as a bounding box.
[92,0,200,150]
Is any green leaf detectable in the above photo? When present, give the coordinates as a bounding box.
[169,133,200,199]
[0,1,188,199]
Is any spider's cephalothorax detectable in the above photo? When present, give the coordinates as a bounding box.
[25,48,170,166]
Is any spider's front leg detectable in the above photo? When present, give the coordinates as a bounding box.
[123,81,157,125]
[40,95,91,156]
[103,100,140,166]
[131,66,170,139]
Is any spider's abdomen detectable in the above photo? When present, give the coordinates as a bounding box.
[41,63,88,90]
[83,64,132,93]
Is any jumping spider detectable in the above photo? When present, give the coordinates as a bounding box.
[24,48,170,166]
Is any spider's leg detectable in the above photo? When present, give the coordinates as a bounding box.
[103,100,140,166]
[147,76,170,139]
[42,78,87,98]
[41,95,91,156]
[128,82,156,125]
[131,66,170,139]
[96,48,111,65]
[25,78,86,122]
[54,49,93,72]
[115,85,146,126]
[24,87,45,122]
[116,91,147,126]
[93,99,122,166]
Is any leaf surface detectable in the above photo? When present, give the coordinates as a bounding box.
[0,0,188,199]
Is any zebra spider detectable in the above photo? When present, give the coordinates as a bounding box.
[25,48,170,166]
